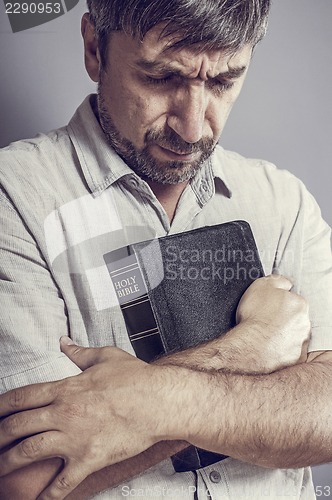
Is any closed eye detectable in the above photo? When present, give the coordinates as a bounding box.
[207,79,235,95]
[144,73,236,96]
[145,75,175,85]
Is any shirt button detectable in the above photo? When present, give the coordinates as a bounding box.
[209,470,221,483]
[201,180,209,191]
[128,177,139,187]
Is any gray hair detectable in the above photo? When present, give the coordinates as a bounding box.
[86,0,271,68]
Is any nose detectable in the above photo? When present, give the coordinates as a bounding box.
[167,82,207,144]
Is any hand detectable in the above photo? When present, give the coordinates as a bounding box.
[0,343,167,499]
[232,274,311,373]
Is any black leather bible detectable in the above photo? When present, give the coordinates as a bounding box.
[104,220,264,472]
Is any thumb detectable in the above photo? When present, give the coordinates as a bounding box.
[60,336,101,370]
[264,273,293,291]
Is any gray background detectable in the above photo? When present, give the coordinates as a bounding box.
[0,0,331,493]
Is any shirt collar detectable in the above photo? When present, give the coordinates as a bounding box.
[211,148,233,199]
[67,94,232,199]
[67,95,134,194]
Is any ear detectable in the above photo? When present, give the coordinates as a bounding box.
[81,13,101,82]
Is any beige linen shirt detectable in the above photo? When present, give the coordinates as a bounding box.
[0,95,331,499]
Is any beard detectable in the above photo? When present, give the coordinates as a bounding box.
[97,84,216,185]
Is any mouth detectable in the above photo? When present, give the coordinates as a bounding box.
[153,144,199,161]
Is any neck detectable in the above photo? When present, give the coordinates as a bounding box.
[146,180,189,223]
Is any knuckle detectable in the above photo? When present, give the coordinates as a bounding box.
[263,274,279,282]
[249,277,264,289]
[54,378,68,394]
[296,294,308,309]
[265,274,290,285]
[288,293,308,314]
[56,378,77,402]
[8,388,25,410]
[1,415,21,437]
[55,474,72,491]
[296,294,307,307]
[19,436,44,459]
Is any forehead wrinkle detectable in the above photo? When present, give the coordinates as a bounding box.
[135,56,247,83]
[135,58,185,76]
[135,54,221,79]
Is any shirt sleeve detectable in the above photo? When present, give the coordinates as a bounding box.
[276,178,332,353]
[299,186,332,352]
[0,188,81,395]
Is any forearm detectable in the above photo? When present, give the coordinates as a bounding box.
[155,323,257,372]
[69,322,263,498]
[0,322,248,499]
[57,320,311,498]
[155,319,301,374]
[156,352,332,469]
[73,321,315,498]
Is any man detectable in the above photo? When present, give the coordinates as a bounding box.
[0,0,331,499]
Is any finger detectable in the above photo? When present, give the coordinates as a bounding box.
[37,462,90,500]
[60,337,106,370]
[0,431,63,477]
[0,406,55,449]
[264,274,293,291]
[0,382,58,418]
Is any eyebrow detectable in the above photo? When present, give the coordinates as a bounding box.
[218,66,247,79]
[135,58,247,80]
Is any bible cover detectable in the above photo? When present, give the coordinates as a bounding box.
[104,220,264,471]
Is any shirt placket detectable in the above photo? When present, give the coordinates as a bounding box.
[198,463,230,499]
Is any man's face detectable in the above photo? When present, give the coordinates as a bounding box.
[95,25,252,185]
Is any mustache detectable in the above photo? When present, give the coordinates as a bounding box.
[144,128,214,155]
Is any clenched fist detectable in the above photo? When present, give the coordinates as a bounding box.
[232,274,311,373]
